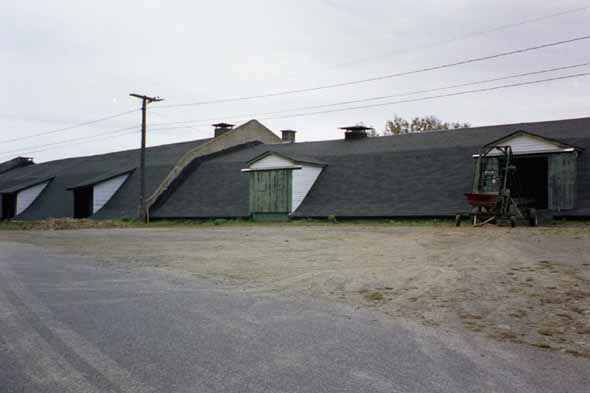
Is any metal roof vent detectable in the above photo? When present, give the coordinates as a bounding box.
[340,125,372,141]
[212,122,235,137]
[281,130,296,144]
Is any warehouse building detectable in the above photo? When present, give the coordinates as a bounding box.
[0,120,280,220]
[1,117,589,221]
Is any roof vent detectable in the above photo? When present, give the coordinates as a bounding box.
[340,125,372,141]
[212,122,235,137]
[281,130,296,144]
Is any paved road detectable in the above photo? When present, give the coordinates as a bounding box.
[0,241,588,393]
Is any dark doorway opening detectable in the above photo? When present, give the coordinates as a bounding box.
[73,187,93,219]
[511,156,548,209]
[1,193,16,219]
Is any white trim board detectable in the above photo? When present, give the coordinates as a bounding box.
[241,166,302,172]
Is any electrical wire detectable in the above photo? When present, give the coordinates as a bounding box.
[157,34,590,108]
[148,62,590,129]
[0,125,139,157]
[332,5,590,68]
[149,72,590,132]
[1,7,587,148]
[4,71,588,158]
[262,72,590,121]
[0,108,139,144]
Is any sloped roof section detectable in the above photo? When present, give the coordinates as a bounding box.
[67,167,136,190]
[0,157,34,175]
[0,176,54,194]
[145,119,280,210]
[0,134,213,220]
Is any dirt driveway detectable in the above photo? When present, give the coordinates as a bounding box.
[2,224,589,357]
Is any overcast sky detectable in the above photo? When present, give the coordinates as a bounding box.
[1,0,589,162]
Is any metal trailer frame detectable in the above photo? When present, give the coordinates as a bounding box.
[456,145,538,227]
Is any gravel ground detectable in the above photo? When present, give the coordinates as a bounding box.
[2,224,589,358]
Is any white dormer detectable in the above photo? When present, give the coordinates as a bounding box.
[474,131,579,157]
[0,178,52,219]
[67,169,134,218]
[242,152,326,214]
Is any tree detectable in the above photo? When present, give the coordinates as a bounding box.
[384,116,409,135]
[383,115,470,136]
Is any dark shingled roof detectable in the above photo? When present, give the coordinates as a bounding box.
[0,157,34,175]
[67,168,136,190]
[152,117,590,218]
[0,137,211,220]
[2,117,590,220]
[0,177,54,194]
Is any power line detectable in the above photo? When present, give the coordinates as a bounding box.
[7,129,139,160]
[4,68,589,158]
[0,125,139,157]
[332,5,590,68]
[148,62,590,130]
[149,72,590,132]
[262,72,590,121]
[1,8,587,154]
[158,34,590,108]
[0,109,139,144]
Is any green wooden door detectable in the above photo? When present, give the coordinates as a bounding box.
[548,153,577,211]
[249,170,292,219]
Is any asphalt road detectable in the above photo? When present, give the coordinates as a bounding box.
[0,240,588,393]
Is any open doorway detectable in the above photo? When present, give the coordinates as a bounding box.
[510,156,548,209]
[1,193,16,219]
[73,187,93,218]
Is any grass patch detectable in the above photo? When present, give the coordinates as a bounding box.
[494,330,518,340]
[508,309,527,318]
[538,327,561,337]
[364,291,385,302]
[459,312,484,320]
[0,217,460,231]
[463,321,484,332]
[0,218,138,231]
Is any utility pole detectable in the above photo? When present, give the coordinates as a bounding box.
[129,93,164,223]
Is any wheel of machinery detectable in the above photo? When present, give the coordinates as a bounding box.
[528,208,538,227]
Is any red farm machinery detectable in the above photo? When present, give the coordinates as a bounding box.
[456,145,538,227]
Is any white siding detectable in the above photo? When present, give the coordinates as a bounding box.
[16,182,49,215]
[93,174,129,213]
[250,155,294,169]
[488,135,570,156]
[292,165,323,213]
